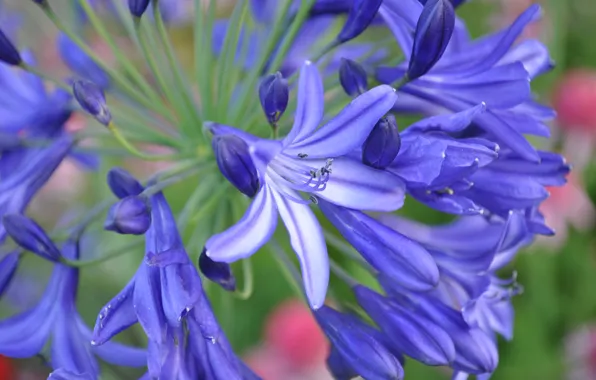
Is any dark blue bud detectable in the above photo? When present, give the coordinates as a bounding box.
[72,80,112,126]
[315,306,405,380]
[259,72,289,126]
[339,58,368,97]
[104,196,151,235]
[0,29,22,66]
[107,167,144,199]
[0,252,19,298]
[2,214,61,262]
[327,347,359,380]
[337,0,384,43]
[128,0,151,17]
[199,248,236,291]
[311,0,352,15]
[408,0,455,80]
[419,0,468,8]
[212,134,260,197]
[362,114,401,169]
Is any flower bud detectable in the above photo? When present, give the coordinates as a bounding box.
[2,214,61,262]
[259,72,289,126]
[212,134,260,197]
[339,58,368,97]
[362,114,401,169]
[72,80,112,126]
[0,29,21,66]
[314,306,404,380]
[408,0,455,80]
[104,196,151,235]
[337,0,384,43]
[107,167,144,199]
[199,248,236,291]
[128,0,151,18]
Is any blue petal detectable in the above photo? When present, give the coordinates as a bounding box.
[92,278,137,345]
[206,185,278,262]
[0,251,19,297]
[318,157,406,212]
[406,103,486,133]
[285,85,397,159]
[389,134,446,187]
[51,312,99,376]
[283,62,324,146]
[160,259,202,326]
[272,189,328,310]
[133,264,167,344]
[48,369,94,380]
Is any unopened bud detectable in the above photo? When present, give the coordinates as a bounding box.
[104,196,151,235]
[339,58,368,97]
[212,134,260,197]
[128,0,151,18]
[0,29,21,66]
[362,114,401,169]
[259,72,289,126]
[3,214,61,262]
[337,0,384,43]
[72,80,112,126]
[199,248,236,291]
[107,167,144,199]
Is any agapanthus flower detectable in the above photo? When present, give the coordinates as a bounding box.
[206,61,400,309]
[0,0,571,378]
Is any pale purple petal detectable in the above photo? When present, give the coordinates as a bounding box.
[284,61,325,146]
[272,190,329,309]
[206,186,278,262]
[317,157,406,211]
[286,85,398,158]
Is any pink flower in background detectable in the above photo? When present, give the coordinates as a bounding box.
[565,325,596,380]
[538,173,595,250]
[245,299,331,380]
[554,69,596,172]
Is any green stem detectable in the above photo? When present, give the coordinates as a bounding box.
[269,239,306,301]
[233,257,254,300]
[20,63,70,91]
[153,0,203,138]
[38,2,176,124]
[108,122,181,161]
[60,240,143,267]
[75,0,164,108]
[329,259,358,287]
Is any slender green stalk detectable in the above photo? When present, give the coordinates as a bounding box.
[269,239,306,301]
[75,0,164,108]
[234,257,254,300]
[61,240,143,267]
[20,63,70,91]
[230,0,295,124]
[38,2,176,123]
[329,259,358,287]
[108,122,181,161]
[153,0,203,138]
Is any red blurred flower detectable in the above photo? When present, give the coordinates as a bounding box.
[553,69,596,133]
[0,355,15,380]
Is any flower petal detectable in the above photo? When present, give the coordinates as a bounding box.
[272,190,329,309]
[317,157,405,212]
[206,185,278,262]
[133,264,167,344]
[92,278,138,345]
[285,85,397,159]
[283,61,324,146]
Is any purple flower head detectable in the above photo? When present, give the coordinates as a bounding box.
[104,195,152,235]
[206,61,399,309]
[0,230,145,376]
[315,305,405,380]
[128,0,151,17]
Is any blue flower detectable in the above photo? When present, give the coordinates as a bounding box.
[0,222,145,376]
[205,61,399,309]
[378,2,552,162]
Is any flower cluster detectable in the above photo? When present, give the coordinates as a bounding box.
[0,0,567,379]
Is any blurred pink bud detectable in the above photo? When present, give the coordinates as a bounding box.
[553,69,596,133]
[264,299,329,370]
